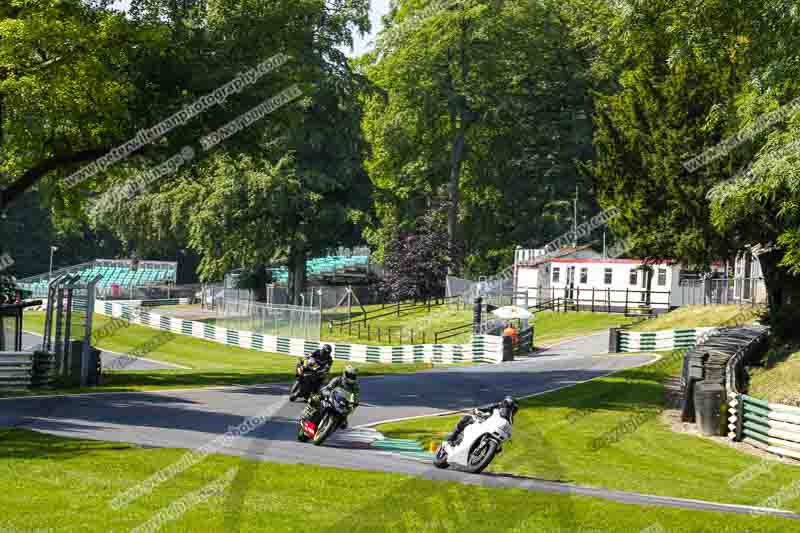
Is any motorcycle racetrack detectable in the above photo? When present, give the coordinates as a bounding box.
[2,332,798,520]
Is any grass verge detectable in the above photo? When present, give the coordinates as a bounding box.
[0,428,795,532]
[630,304,762,332]
[378,350,800,512]
[748,342,800,406]
[8,311,434,397]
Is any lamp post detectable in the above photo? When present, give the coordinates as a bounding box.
[48,246,58,282]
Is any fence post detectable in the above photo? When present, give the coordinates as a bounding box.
[592,287,595,313]
[625,288,629,315]
[473,297,483,335]
[428,298,432,313]
[397,301,401,317]
[367,324,371,341]
[609,327,619,353]
[733,394,745,442]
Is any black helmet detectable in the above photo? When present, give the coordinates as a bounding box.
[343,365,358,385]
[502,396,519,416]
[321,344,332,356]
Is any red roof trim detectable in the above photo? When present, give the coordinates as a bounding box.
[547,258,676,265]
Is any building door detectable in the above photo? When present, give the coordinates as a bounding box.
[566,266,576,300]
[743,253,752,301]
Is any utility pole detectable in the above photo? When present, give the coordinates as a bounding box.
[603,231,607,259]
[573,185,578,247]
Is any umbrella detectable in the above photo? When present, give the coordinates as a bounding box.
[491,306,533,320]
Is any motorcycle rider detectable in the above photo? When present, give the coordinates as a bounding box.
[445,396,519,446]
[306,365,360,429]
[308,344,334,374]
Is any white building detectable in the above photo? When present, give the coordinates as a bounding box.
[512,246,729,312]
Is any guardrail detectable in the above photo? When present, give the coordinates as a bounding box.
[0,351,56,388]
[96,300,507,364]
[612,327,717,352]
[722,326,800,460]
[730,395,800,461]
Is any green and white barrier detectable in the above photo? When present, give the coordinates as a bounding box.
[729,394,800,461]
[617,327,717,352]
[95,300,505,364]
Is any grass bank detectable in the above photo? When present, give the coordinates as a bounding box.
[9,311,432,396]
[748,342,800,406]
[629,304,762,332]
[0,428,793,532]
[378,349,800,511]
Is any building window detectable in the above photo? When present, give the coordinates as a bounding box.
[580,268,588,284]
[629,269,638,285]
[604,268,612,284]
[658,268,667,286]
[552,267,560,284]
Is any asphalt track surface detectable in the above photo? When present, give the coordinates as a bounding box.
[2,331,799,520]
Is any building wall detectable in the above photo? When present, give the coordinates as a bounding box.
[516,259,677,309]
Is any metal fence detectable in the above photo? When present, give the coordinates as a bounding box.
[446,275,514,308]
[675,277,766,307]
[208,297,321,341]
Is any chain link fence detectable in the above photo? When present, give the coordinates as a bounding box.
[207,297,322,341]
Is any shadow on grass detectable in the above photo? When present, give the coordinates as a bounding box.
[0,428,134,460]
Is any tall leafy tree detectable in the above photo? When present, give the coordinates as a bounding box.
[363,0,597,276]
[89,0,373,304]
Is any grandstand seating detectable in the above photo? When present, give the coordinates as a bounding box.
[268,255,370,285]
[18,260,176,296]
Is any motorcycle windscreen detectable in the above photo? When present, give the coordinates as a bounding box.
[331,389,354,410]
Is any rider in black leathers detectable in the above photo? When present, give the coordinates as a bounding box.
[308,344,334,374]
[445,396,519,445]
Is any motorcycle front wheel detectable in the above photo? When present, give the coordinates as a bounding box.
[466,436,498,473]
[433,445,449,469]
[297,425,311,443]
[289,381,301,402]
[312,414,338,446]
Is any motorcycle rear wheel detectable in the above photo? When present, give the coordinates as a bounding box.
[466,436,498,474]
[312,414,338,446]
[297,425,311,443]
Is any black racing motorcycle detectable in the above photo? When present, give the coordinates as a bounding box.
[297,388,357,446]
[289,357,327,403]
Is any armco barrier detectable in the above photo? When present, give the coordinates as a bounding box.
[724,326,800,460]
[616,327,717,352]
[730,395,800,461]
[0,351,56,388]
[94,300,505,364]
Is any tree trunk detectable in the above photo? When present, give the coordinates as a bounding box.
[288,245,307,306]
[758,250,800,324]
[447,120,466,264]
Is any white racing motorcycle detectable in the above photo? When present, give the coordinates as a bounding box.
[433,408,513,473]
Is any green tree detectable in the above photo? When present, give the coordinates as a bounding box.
[362,0,597,276]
